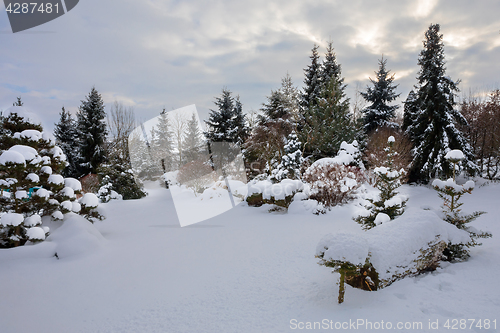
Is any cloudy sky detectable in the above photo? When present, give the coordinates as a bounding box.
[1,0,499,132]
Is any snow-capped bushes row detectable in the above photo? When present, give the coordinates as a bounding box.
[316,208,471,304]
[0,107,102,248]
[302,141,365,209]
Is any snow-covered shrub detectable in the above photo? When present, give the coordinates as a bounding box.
[303,141,365,209]
[316,209,471,303]
[356,136,408,229]
[97,176,122,203]
[0,107,102,247]
[245,179,303,209]
[432,150,491,261]
[79,193,103,222]
[97,164,145,201]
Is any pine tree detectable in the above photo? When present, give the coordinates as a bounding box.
[356,136,407,230]
[205,88,247,145]
[302,76,358,159]
[182,112,205,164]
[361,57,400,134]
[77,87,108,175]
[404,24,475,182]
[300,44,322,111]
[54,107,80,178]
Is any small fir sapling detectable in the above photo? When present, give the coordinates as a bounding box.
[432,149,491,261]
[270,131,304,182]
[356,136,407,229]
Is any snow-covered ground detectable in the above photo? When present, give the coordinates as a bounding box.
[1,181,499,332]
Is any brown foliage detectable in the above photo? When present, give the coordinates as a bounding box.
[460,89,500,179]
[176,160,216,194]
[363,127,412,184]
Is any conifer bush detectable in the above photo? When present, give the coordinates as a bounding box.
[356,136,408,229]
[432,149,491,261]
[0,107,101,248]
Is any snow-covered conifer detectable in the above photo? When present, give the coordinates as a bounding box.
[404,24,475,182]
[205,88,248,145]
[0,106,101,247]
[432,150,491,261]
[356,136,407,229]
[320,41,344,93]
[300,44,322,111]
[77,87,108,175]
[302,75,358,159]
[182,112,205,164]
[361,57,400,134]
[54,107,80,178]
[271,132,304,182]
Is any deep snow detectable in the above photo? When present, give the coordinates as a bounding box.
[0,181,499,332]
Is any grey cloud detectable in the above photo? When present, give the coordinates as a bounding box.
[0,0,499,132]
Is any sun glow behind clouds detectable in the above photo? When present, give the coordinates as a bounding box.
[413,0,439,18]
[349,24,385,55]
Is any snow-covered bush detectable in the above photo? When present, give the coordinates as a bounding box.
[79,193,103,222]
[97,164,146,201]
[0,106,101,247]
[316,208,471,303]
[97,176,122,203]
[245,179,304,209]
[303,141,365,209]
[356,136,408,229]
[432,149,491,261]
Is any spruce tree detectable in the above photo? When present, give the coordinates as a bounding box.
[0,107,101,248]
[77,87,108,175]
[404,24,475,182]
[205,88,247,145]
[432,150,490,261]
[356,136,407,230]
[232,95,249,145]
[54,107,80,178]
[151,111,174,172]
[300,44,322,111]
[361,57,400,134]
[321,41,344,92]
[302,76,357,159]
[279,73,301,125]
[244,86,294,175]
[182,112,205,164]
[402,90,418,141]
[271,131,304,182]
